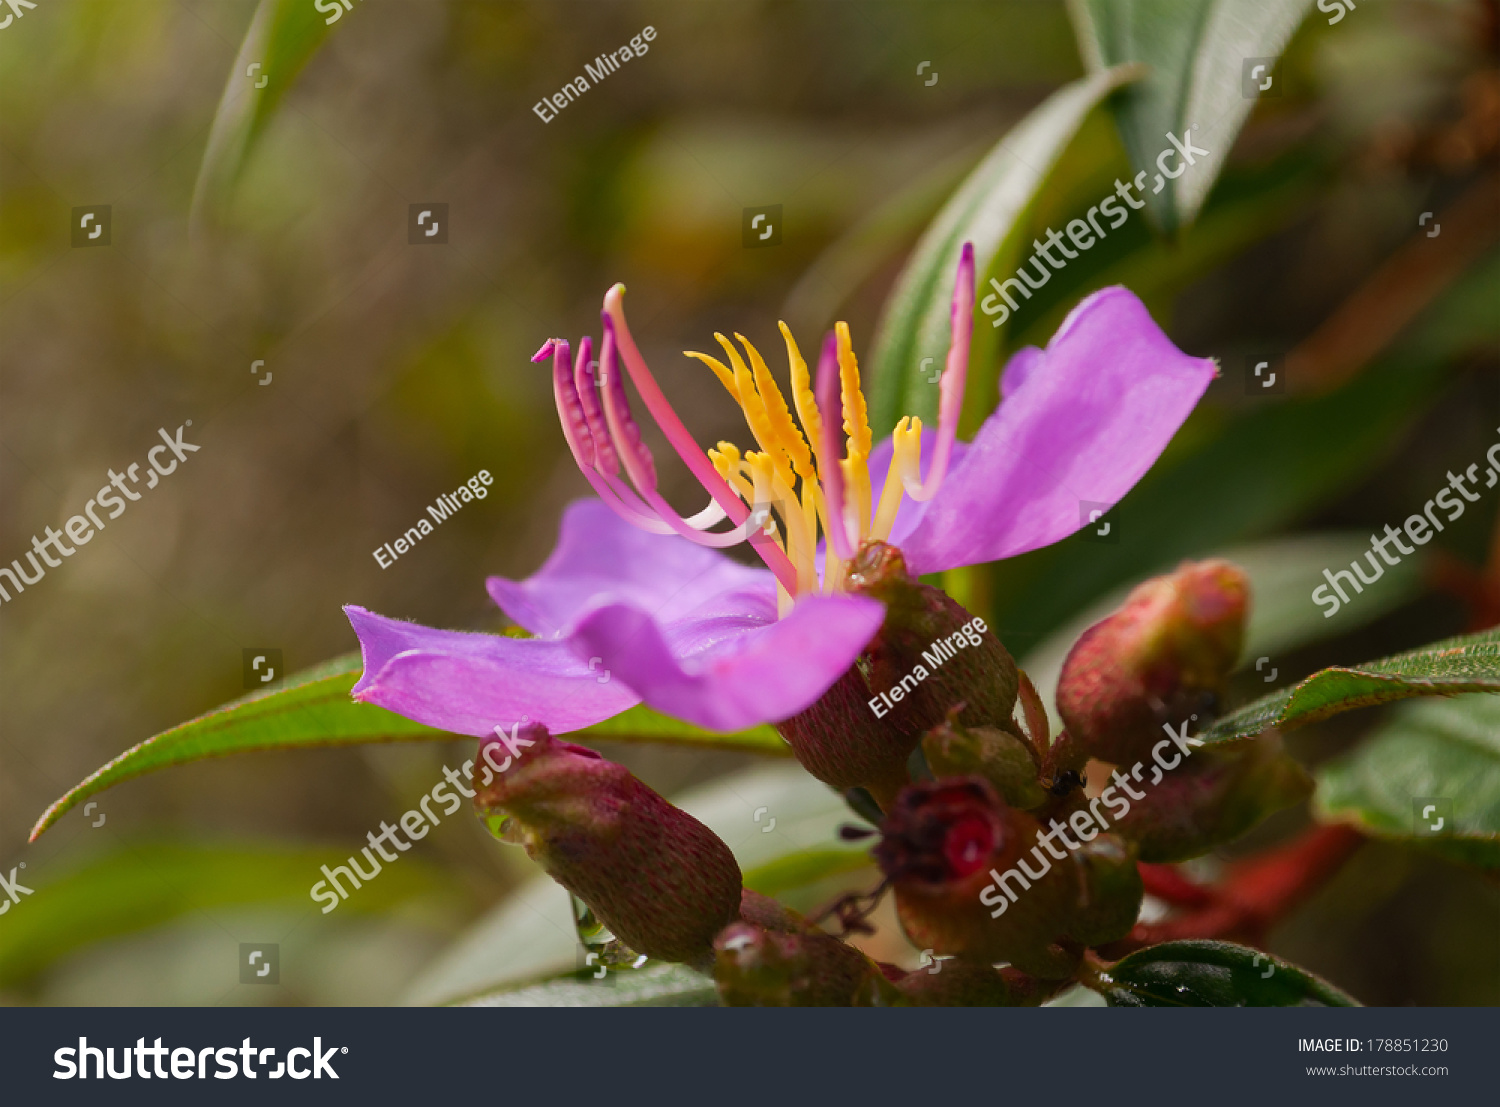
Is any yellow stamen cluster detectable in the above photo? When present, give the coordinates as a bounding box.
[688,322,922,614]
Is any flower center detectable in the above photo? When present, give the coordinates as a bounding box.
[537,244,974,618]
[942,813,997,880]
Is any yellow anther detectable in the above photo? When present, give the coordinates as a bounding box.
[839,455,871,546]
[872,416,922,542]
[708,442,754,502]
[834,321,873,539]
[685,350,740,404]
[834,321,872,462]
[778,322,823,477]
[714,334,794,489]
[745,452,782,547]
[747,451,816,594]
[738,333,814,484]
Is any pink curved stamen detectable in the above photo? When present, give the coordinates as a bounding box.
[572,335,619,477]
[596,316,657,493]
[579,467,676,533]
[602,291,798,590]
[594,317,801,565]
[537,338,594,472]
[812,331,854,561]
[549,335,729,535]
[905,240,973,502]
[594,467,725,530]
[537,338,673,533]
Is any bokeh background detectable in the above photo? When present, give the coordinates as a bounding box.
[1,0,1496,1005]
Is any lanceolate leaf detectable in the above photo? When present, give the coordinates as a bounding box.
[31,655,787,842]
[1316,694,1500,870]
[742,848,874,898]
[1099,939,1359,1006]
[1200,628,1500,745]
[189,0,338,226]
[1067,0,1317,233]
[0,841,463,990]
[868,63,1145,435]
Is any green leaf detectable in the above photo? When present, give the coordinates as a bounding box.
[742,848,875,898]
[1316,694,1500,870]
[1099,939,1359,1006]
[782,138,988,336]
[29,655,440,841]
[1068,0,1317,233]
[573,704,787,757]
[189,0,337,225]
[1007,158,1319,351]
[868,63,1146,435]
[0,841,462,990]
[457,962,718,1008]
[31,654,788,842]
[1201,628,1500,745]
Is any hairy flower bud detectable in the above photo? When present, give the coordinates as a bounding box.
[473,725,742,965]
[713,920,898,1006]
[1063,834,1143,947]
[776,666,919,808]
[775,543,1020,809]
[847,543,1020,741]
[1109,736,1312,863]
[1057,559,1248,765]
[921,712,1047,811]
[874,778,1080,978]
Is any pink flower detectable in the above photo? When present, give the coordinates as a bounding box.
[347,245,1216,736]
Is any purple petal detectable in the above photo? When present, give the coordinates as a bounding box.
[567,592,887,732]
[900,286,1216,575]
[999,345,1045,400]
[487,498,774,637]
[346,605,639,736]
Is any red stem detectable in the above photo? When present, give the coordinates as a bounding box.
[1108,824,1365,955]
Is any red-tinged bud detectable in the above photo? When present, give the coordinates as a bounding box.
[1108,736,1312,863]
[921,712,1047,811]
[1057,559,1249,765]
[776,665,918,808]
[1062,834,1143,947]
[713,920,900,1006]
[874,778,1080,979]
[473,725,741,965]
[847,542,1020,742]
[893,961,1060,1006]
[737,888,804,933]
[776,544,1020,810]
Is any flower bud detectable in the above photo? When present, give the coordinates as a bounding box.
[1062,834,1143,947]
[874,778,1080,979]
[921,713,1047,811]
[713,920,898,1006]
[1057,559,1248,765]
[776,666,919,808]
[473,725,742,965]
[1108,736,1312,863]
[847,543,1019,741]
